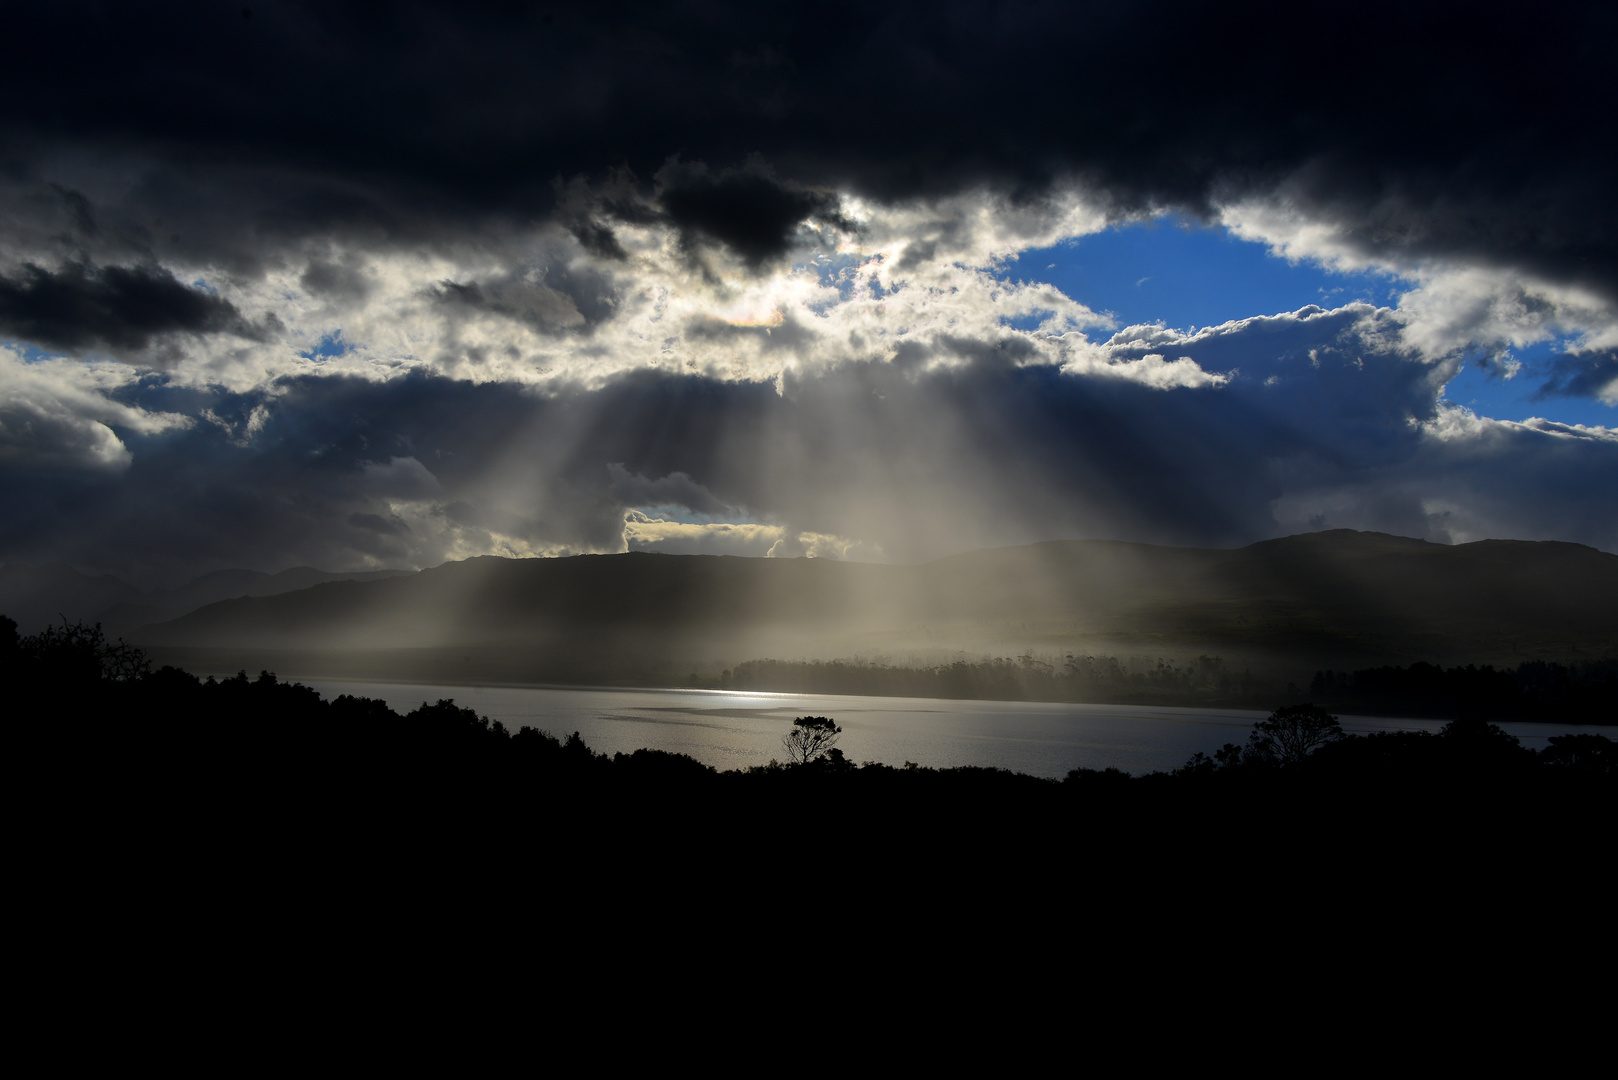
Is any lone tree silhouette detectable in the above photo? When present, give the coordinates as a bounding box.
[1247,703,1344,766]
[782,715,842,765]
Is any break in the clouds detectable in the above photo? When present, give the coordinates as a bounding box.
[0,1,1614,584]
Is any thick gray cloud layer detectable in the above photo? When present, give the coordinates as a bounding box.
[0,1,1614,582]
[0,262,269,353]
[4,305,1613,586]
[3,2,1614,291]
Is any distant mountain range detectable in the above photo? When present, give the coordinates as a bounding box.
[113,530,1618,685]
[0,563,412,639]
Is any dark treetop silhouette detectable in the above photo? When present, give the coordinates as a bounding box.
[1244,704,1345,766]
[781,715,842,766]
[6,614,1612,948]
[6,609,1614,1037]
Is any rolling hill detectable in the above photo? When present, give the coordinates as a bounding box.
[135,530,1618,684]
[0,563,412,638]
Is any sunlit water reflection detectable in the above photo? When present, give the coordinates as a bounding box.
[293,681,1602,778]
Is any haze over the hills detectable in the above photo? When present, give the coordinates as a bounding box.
[0,563,410,640]
[134,531,1618,686]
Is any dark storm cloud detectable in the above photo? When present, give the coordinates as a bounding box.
[4,2,1615,584]
[0,372,532,583]
[568,221,628,262]
[3,2,1612,292]
[1532,350,1618,401]
[348,511,408,535]
[299,257,372,302]
[7,307,1611,587]
[658,165,853,268]
[430,260,619,333]
[607,463,734,517]
[0,262,265,353]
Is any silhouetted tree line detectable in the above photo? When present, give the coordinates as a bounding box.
[1167,702,1615,781]
[720,653,1618,722]
[727,653,1280,706]
[9,615,1609,801]
[6,615,1611,928]
[1309,659,1617,724]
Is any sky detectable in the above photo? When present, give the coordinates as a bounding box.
[1,1,1615,587]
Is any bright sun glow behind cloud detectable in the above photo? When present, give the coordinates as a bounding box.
[3,176,1616,580]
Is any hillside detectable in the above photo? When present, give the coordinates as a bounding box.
[0,564,412,637]
[0,563,144,636]
[135,530,1618,684]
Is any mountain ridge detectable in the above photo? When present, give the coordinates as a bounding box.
[0,563,413,637]
[133,530,1618,684]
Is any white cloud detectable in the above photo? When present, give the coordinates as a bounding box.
[1062,348,1230,389]
[1220,195,1618,362]
[621,511,876,559]
[0,346,190,468]
[3,179,1615,576]
[1421,401,1618,447]
[12,182,1139,398]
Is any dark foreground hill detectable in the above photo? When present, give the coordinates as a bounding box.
[10,618,1614,999]
[137,529,1618,687]
[7,616,1614,1025]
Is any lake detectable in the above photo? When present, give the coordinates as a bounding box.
[294,679,1600,778]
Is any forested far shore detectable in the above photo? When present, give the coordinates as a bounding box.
[719,653,1282,706]
[715,654,1618,724]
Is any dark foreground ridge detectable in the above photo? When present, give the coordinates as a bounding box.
[11,612,1615,1016]
[11,616,1612,875]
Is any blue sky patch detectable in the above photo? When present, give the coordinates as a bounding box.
[800,252,876,309]
[1442,338,1616,427]
[5,342,61,364]
[1006,218,1612,429]
[1012,216,1400,335]
[300,330,350,361]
